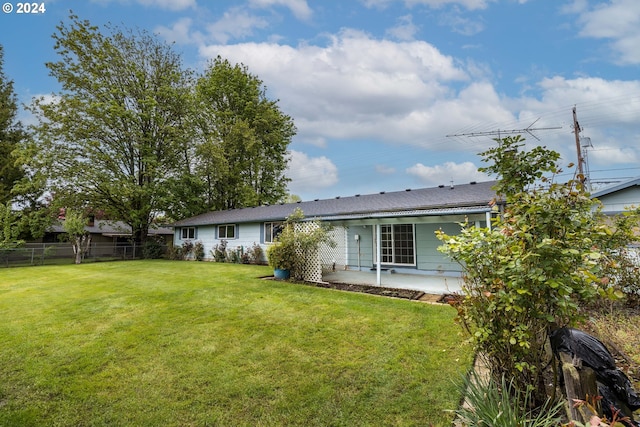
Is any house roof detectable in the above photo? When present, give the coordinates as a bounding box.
[591,176,640,199]
[173,180,499,227]
[49,220,174,236]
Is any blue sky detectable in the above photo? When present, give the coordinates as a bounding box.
[2,0,640,201]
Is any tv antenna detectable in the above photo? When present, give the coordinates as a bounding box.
[445,118,561,141]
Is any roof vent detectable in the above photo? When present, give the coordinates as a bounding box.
[470,181,477,185]
[296,200,302,203]
[335,196,340,199]
[405,188,411,191]
[438,185,444,188]
[314,199,319,202]
[355,194,360,197]
[380,191,385,194]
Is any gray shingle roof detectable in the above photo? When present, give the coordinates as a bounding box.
[591,176,640,199]
[49,220,173,236]
[173,180,498,227]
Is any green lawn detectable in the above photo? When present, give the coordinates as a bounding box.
[0,260,473,426]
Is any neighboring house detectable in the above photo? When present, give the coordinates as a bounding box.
[591,177,640,215]
[35,219,174,246]
[172,180,499,283]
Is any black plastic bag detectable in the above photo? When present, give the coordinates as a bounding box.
[550,327,640,426]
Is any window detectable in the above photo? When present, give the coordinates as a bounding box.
[218,224,236,239]
[264,222,283,243]
[181,227,195,240]
[380,224,415,265]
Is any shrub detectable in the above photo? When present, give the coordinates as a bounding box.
[194,241,205,261]
[227,247,242,264]
[181,240,194,260]
[211,240,228,262]
[266,208,335,280]
[246,242,264,264]
[437,135,619,405]
[167,244,183,260]
[142,236,165,259]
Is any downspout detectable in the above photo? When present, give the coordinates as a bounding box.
[376,223,381,286]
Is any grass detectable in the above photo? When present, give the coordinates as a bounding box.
[0,260,473,426]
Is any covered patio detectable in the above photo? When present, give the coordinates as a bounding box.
[322,269,463,295]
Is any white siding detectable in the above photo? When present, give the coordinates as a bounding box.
[174,222,268,263]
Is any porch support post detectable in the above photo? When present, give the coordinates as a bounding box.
[376,223,381,286]
[486,211,492,231]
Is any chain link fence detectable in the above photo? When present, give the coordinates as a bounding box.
[1,242,168,267]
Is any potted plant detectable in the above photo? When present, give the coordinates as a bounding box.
[266,208,335,281]
[266,240,295,279]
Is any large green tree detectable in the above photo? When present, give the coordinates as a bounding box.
[0,45,26,205]
[28,15,192,243]
[190,56,295,212]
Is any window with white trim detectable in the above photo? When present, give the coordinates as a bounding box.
[218,224,236,239]
[380,224,415,265]
[264,222,283,243]
[181,227,195,240]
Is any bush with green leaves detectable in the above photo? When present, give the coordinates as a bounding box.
[142,236,165,259]
[211,240,228,262]
[181,240,194,260]
[194,241,205,261]
[267,208,335,280]
[246,242,264,264]
[166,244,184,260]
[437,135,617,405]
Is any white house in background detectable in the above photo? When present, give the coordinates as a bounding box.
[591,177,640,215]
[171,180,500,283]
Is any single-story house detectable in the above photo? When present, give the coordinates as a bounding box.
[37,219,174,246]
[172,180,499,284]
[591,177,640,215]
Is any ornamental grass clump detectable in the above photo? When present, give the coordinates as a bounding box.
[456,371,564,427]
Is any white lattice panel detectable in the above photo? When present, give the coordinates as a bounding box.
[293,223,347,283]
[319,226,347,274]
[294,222,322,283]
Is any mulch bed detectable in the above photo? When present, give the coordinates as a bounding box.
[263,276,452,302]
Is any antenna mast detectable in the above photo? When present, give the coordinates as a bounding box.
[446,118,561,141]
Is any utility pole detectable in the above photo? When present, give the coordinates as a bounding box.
[572,106,585,181]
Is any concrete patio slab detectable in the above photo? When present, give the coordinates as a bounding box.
[322,269,464,295]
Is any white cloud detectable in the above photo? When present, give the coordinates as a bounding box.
[205,8,270,44]
[406,161,488,186]
[361,0,495,11]
[376,164,397,175]
[90,0,196,11]
[287,150,339,194]
[569,0,640,64]
[386,15,419,41]
[438,11,485,35]
[249,0,313,21]
[137,0,196,10]
[589,146,639,165]
[199,29,478,147]
[155,17,199,45]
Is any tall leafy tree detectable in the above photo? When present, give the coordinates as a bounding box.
[192,56,295,211]
[0,45,26,205]
[28,15,192,243]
